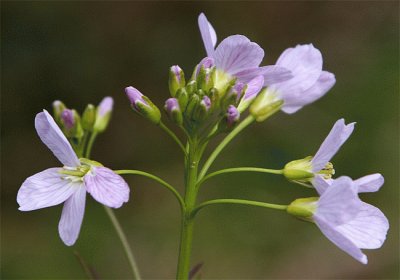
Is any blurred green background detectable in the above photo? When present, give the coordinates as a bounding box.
[1,1,399,279]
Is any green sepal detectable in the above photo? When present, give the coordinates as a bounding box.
[286,197,318,220]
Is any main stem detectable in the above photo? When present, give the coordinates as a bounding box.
[176,138,200,279]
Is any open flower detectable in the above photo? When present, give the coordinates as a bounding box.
[283,119,355,184]
[287,176,389,264]
[251,44,336,118]
[198,13,292,94]
[17,110,130,246]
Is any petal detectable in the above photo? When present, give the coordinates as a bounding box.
[198,13,217,57]
[311,119,355,172]
[314,215,368,264]
[312,175,332,195]
[336,202,389,249]
[84,167,130,208]
[355,173,384,193]
[214,35,264,75]
[35,110,80,167]
[273,44,323,94]
[234,66,293,85]
[242,75,264,101]
[17,168,80,211]
[317,176,361,225]
[281,71,336,114]
[58,186,86,246]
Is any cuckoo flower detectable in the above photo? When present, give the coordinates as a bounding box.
[17,110,130,246]
[198,13,292,92]
[287,176,388,264]
[252,44,336,117]
[283,119,355,184]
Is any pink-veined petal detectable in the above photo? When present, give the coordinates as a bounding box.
[58,186,86,246]
[214,35,264,75]
[273,44,323,95]
[84,167,130,208]
[311,119,355,172]
[355,173,384,193]
[281,71,336,114]
[314,215,368,264]
[198,13,217,57]
[234,66,293,85]
[35,110,80,167]
[317,177,361,226]
[17,168,80,211]
[336,202,389,249]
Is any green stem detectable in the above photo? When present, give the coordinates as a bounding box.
[159,122,187,154]
[192,199,288,218]
[85,132,98,158]
[198,115,255,181]
[85,135,140,280]
[104,206,141,280]
[115,170,185,212]
[176,138,200,279]
[197,167,283,187]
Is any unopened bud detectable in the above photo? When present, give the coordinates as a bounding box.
[53,100,66,125]
[61,109,83,138]
[125,86,161,124]
[186,80,197,96]
[176,88,189,110]
[185,94,200,120]
[164,98,183,126]
[169,65,185,97]
[81,104,96,131]
[226,105,240,127]
[93,97,113,133]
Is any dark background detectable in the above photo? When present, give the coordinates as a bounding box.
[1,1,399,279]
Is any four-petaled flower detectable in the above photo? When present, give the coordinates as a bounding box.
[308,176,389,264]
[17,110,130,246]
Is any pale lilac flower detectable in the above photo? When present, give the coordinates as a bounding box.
[284,119,355,183]
[198,13,292,89]
[267,44,336,114]
[288,177,389,264]
[17,110,130,246]
[310,176,389,264]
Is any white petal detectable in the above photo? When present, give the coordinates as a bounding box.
[355,173,384,193]
[58,186,86,246]
[281,71,336,114]
[35,110,80,167]
[198,13,217,57]
[336,202,389,249]
[317,176,361,225]
[314,215,368,264]
[214,35,264,75]
[311,119,355,172]
[272,44,323,96]
[17,168,80,211]
[84,167,130,208]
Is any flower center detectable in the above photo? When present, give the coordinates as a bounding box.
[317,162,335,179]
[58,158,103,182]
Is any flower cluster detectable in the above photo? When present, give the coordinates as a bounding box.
[17,12,388,278]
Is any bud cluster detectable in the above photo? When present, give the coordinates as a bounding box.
[164,60,250,136]
[52,97,113,151]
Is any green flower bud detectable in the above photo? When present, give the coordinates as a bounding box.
[176,88,189,110]
[125,87,161,125]
[93,97,113,133]
[81,104,96,131]
[169,65,186,97]
[52,100,66,125]
[186,80,197,96]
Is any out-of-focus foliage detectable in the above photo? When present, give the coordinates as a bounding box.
[1,1,398,279]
